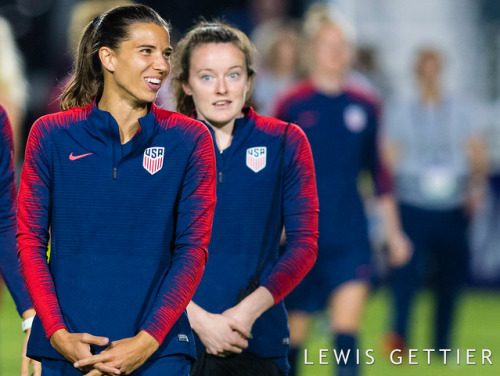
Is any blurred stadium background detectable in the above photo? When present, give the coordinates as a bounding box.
[2,0,500,374]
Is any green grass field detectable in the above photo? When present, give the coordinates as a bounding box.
[1,287,499,375]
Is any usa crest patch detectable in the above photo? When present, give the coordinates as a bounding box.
[344,105,367,133]
[143,147,165,175]
[246,147,267,173]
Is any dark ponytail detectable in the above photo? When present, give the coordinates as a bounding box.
[60,19,102,110]
[60,4,170,110]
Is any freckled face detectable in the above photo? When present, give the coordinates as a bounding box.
[103,22,172,106]
[182,42,252,128]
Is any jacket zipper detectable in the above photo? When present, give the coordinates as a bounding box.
[218,149,224,183]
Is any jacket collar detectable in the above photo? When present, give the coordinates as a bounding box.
[84,101,157,163]
[198,106,257,157]
[86,101,156,143]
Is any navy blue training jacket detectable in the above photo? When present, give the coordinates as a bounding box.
[17,103,216,361]
[192,107,318,366]
[274,80,392,249]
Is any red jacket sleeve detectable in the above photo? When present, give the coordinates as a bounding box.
[261,124,319,303]
[140,124,216,344]
[17,119,67,338]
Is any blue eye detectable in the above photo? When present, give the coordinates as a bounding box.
[229,72,240,79]
[201,75,212,81]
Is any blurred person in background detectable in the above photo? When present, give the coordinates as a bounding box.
[0,105,40,375]
[347,45,391,103]
[0,16,28,167]
[173,20,319,376]
[273,4,411,376]
[17,5,216,375]
[251,19,303,116]
[0,15,38,375]
[382,47,488,353]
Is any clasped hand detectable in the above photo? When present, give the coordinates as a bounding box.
[196,307,253,357]
[50,329,159,375]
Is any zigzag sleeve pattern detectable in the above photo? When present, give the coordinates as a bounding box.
[17,119,67,338]
[262,125,319,303]
[141,123,216,344]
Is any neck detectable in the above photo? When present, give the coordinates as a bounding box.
[419,82,441,104]
[273,64,295,77]
[310,70,343,95]
[98,94,148,144]
[208,120,235,152]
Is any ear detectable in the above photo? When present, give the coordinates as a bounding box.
[244,74,255,100]
[99,47,116,73]
[182,81,193,96]
[246,74,255,91]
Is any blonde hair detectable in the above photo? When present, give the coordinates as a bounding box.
[301,3,356,72]
[303,3,356,45]
[0,16,28,111]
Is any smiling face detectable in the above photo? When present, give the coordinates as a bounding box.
[182,42,252,128]
[100,22,172,107]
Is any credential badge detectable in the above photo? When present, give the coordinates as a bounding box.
[246,146,267,173]
[143,147,165,175]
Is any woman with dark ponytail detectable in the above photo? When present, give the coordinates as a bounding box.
[17,5,216,375]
